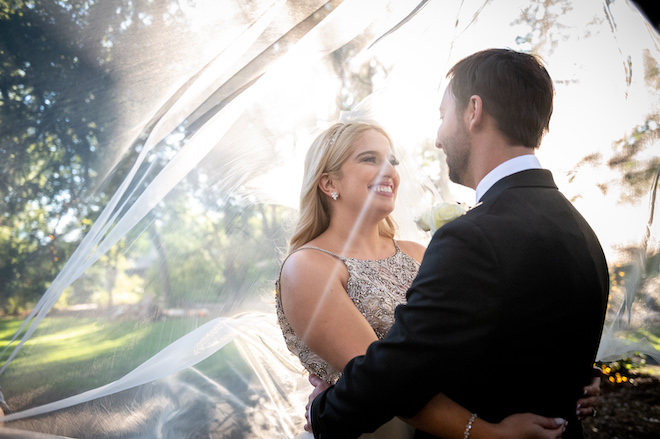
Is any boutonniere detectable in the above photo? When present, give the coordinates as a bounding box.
[415,201,470,233]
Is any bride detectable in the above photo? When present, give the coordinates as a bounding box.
[275,121,599,438]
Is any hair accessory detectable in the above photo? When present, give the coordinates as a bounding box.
[331,191,338,201]
[326,123,350,149]
[463,413,477,439]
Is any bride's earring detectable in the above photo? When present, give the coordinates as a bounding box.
[331,191,339,201]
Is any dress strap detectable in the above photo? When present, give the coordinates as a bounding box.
[285,240,399,262]
[289,246,345,260]
[275,247,345,294]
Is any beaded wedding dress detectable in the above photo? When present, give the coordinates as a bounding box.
[275,242,419,438]
[1,1,660,438]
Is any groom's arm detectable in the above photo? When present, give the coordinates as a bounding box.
[309,219,500,438]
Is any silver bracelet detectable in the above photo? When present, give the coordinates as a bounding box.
[463,413,477,439]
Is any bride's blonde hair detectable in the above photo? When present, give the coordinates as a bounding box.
[288,122,397,254]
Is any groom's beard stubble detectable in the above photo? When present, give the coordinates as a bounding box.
[444,124,471,187]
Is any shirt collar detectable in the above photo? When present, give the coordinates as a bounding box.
[475,155,542,202]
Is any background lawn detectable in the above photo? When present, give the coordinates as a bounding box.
[0,316,248,406]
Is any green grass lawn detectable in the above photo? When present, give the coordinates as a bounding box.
[0,316,244,402]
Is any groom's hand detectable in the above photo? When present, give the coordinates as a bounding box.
[304,374,331,432]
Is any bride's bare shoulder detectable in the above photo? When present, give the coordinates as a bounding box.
[280,247,344,287]
[396,240,426,263]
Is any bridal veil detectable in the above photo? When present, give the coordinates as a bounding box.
[1,0,659,437]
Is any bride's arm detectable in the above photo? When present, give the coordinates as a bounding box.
[279,250,379,372]
[405,376,602,438]
[408,374,602,438]
[402,394,566,439]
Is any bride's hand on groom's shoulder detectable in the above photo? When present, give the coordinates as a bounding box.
[493,413,566,439]
[304,374,331,432]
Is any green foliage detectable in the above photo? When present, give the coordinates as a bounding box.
[140,191,289,308]
[604,50,660,203]
[0,0,115,307]
[5,295,30,315]
[0,0,294,313]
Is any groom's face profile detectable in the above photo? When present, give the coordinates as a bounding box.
[435,87,471,186]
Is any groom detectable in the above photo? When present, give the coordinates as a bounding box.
[309,48,609,438]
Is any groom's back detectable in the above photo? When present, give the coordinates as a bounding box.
[432,170,608,438]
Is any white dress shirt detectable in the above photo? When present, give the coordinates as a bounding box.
[475,154,542,203]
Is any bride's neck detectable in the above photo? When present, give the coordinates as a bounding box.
[321,216,388,258]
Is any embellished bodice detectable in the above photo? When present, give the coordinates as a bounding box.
[275,241,420,384]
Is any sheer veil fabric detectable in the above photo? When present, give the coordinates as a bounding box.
[1,0,660,437]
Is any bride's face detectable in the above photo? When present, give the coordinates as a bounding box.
[334,129,400,218]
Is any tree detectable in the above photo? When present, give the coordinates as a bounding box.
[0,0,213,311]
[0,0,112,310]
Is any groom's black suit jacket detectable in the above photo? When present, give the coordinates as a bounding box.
[310,169,609,439]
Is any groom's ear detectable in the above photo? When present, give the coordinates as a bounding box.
[465,95,483,130]
[318,173,336,197]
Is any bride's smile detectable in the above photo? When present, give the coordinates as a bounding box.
[333,129,400,216]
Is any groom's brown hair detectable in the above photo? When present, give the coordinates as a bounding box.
[447,48,554,149]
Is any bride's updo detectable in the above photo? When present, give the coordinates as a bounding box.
[287,122,397,253]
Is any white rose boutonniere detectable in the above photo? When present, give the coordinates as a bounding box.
[415,201,470,233]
